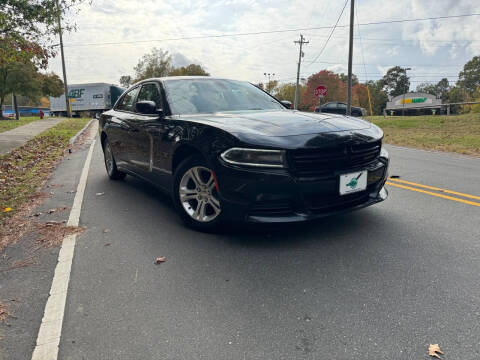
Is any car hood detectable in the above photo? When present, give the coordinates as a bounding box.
[173,110,372,137]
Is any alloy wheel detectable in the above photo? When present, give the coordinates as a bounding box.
[179,166,221,223]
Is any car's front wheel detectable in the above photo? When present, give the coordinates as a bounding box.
[173,156,222,231]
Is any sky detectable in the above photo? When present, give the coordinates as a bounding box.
[47,0,480,91]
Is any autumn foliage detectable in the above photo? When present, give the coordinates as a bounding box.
[302,70,372,112]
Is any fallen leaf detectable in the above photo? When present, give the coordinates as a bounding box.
[2,207,12,213]
[429,344,444,359]
[96,192,105,196]
[103,229,111,233]
[155,256,166,264]
[48,208,56,214]
[104,243,111,246]
[33,212,42,217]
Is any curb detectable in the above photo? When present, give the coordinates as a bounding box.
[69,118,96,146]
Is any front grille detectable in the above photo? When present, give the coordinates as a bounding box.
[306,191,370,213]
[249,200,294,217]
[289,141,381,179]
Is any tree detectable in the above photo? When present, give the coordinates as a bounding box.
[365,80,388,115]
[339,73,359,86]
[416,82,437,96]
[457,56,480,95]
[447,86,466,114]
[380,66,410,97]
[274,83,308,111]
[133,48,172,82]
[303,70,346,111]
[119,75,132,88]
[0,0,81,43]
[169,64,209,76]
[40,72,64,97]
[416,78,450,103]
[435,78,450,103]
[265,80,278,94]
[351,84,370,110]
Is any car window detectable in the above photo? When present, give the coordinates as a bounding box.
[163,79,285,115]
[325,103,337,109]
[116,86,140,112]
[136,83,162,109]
[337,103,347,109]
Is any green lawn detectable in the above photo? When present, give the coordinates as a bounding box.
[0,116,43,133]
[0,118,90,236]
[367,113,480,156]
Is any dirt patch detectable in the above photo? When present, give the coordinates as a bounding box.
[33,222,85,249]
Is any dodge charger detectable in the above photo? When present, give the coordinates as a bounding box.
[98,77,389,230]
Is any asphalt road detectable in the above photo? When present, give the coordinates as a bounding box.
[5,137,479,360]
[47,141,479,360]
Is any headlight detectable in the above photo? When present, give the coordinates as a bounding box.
[220,148,286,168]
[380,147,389,159]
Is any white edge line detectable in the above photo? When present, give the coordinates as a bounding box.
[31,134,97,360]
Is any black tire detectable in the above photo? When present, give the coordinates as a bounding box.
[103,139,127,180]
[173,155,223,231]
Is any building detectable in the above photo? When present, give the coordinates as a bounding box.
[385,92,442,115]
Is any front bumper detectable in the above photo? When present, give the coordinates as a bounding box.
[215,158,389,223]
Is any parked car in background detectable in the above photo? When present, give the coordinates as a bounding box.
[99,77,389,231]
[315,102,366,117]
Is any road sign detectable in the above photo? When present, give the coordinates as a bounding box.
[315,85,327,98]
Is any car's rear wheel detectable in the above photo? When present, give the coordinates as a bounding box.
[103,140,126,180]
[173,156,222,231]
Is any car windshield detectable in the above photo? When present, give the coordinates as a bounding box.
[163,78,285,115]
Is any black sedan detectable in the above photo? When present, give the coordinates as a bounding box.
[315,102,366,117]
[99,77,389,230]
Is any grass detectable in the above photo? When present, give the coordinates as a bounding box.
[0,116,45,133]
[0,118,90,227]
[367,113,480,156]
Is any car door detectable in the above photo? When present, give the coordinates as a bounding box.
[127,82,164,179]
[322,102,337,114]
[108,86,140,169]
[337,103,347,115]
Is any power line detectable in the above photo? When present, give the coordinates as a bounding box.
[61,13,480,48]
[303,60,465,67]
[305,0,349,67]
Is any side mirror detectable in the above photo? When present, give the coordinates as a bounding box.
[136,100,159,115]
[280,100,292,109]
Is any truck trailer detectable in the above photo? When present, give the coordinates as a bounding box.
[49,83,125,117]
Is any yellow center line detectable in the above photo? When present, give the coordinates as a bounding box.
[388,177,480,201]
[385,181,480,207]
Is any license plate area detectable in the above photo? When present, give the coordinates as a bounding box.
[339,170,368,195]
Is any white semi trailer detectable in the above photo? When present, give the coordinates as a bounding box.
[49,83,125,117]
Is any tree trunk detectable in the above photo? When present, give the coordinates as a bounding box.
[0,95,4,119]
[13,94,19,120]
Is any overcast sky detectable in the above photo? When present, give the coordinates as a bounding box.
[47,0,480,90]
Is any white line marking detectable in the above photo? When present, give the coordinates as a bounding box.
[31,131,97,360]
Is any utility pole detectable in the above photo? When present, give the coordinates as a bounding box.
[56,0,71,118]
[346,0,355,116]
[294,34,308,110]
[402,67,411,116]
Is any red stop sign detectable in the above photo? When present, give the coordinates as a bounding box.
[315,85,327,98]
